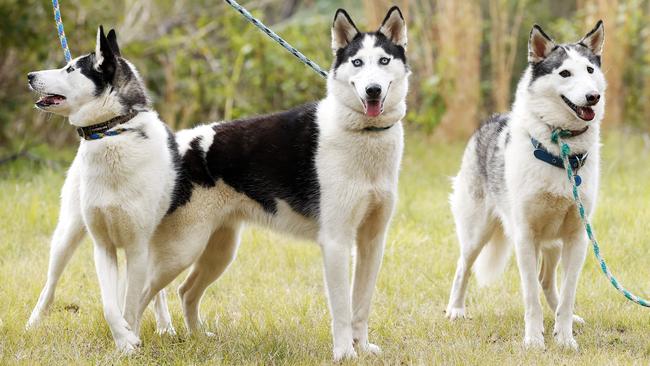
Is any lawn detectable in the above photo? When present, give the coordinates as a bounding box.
[1,130,649,365]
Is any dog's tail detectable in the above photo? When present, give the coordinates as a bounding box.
[473,226,511,287]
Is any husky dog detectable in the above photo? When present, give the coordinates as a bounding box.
[27,27,177,351]
[446,22,605,350]
[122,7,408,361]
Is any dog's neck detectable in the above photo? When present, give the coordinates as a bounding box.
[68,90,129,127]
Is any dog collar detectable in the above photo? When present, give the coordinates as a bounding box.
[363,125,393,132]
[554,125,589,138]
[77,111,139,140]
[531,137,588,183]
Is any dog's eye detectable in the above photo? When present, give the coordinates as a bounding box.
[379,57,391,65]
[66,66,75,73]
[352,59,363,67]
[587,66,594,74]
[559,70,571,78]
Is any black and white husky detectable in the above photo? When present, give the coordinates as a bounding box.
[445,22,605,350]
[27,27,177,352]
[126,7,409,361]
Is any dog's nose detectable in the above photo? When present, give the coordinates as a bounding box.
[27,73,35,83]
[586,93,600,105]
[365,84,382,99]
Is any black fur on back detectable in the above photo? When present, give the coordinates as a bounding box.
[170,102,321,218]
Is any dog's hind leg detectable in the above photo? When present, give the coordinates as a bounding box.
[446,189,496,320]
[178,225,240,335]
[27,162,85,329]
[351,201,393,355]
[152,290,175,335]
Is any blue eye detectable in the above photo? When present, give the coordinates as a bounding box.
[352,59,363,67]
[66,66,75,73]
[379,57,391,65]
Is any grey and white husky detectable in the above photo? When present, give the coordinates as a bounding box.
[446,22,605,350]
[27,27,177,352]
[27,7,409,361]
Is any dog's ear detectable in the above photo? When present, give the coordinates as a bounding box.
[528,24,556,63]
[580,20,604,57]
[332,9,359,52]
[106,29,121,57]
[379,6,407,47]
[95,25,117,81]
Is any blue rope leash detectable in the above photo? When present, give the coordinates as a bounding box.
[223,0,328,79]
[51,0,72,62]
[552,129,650,307]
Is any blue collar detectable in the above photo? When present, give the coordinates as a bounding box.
[531,137,588,171]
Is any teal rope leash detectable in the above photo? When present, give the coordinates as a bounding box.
[51,0,72,62]
[552,129,650,307]
[223,0,328,79]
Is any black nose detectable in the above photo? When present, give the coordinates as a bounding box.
[27,73,35,82]
[586,93,600,105]
[365,84,382,99]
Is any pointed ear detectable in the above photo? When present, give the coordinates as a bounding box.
[379,6,407,47]
[332,9,359,52]
[95,25,116,81]
[528,24,556,63]
[580,20,604,57]
[106,29,121,57]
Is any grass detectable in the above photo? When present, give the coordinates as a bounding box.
[1,130,650,365]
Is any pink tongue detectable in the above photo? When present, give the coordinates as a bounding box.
[366,101,382,117]
[577,107,595,121]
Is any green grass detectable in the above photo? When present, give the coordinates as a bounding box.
[1,131,650,365]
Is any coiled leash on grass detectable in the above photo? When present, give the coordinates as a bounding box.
[51,0,72,62]
[223,0,328,79]
[552,129,650,307]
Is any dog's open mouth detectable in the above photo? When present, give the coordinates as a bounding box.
[36,93,66,108]
[561,95,595,121]
[362,99,384,118]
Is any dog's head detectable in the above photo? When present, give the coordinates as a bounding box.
[525,21,606,129]
[27,26,149,127]
[328,7,409,122]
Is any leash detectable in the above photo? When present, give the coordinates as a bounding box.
[551,129,650,307]
[51,0,72,62]
[223,0,328,79]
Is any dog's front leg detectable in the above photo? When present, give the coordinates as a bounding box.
[27,158,85,329]
[514,228,545,349]
[553,230,588,350]
[351,200,393,355]
[122,242,149,336]
[320,228,356,361]
[93,239,141,353]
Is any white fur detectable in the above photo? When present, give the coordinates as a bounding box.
[446,28,606,352]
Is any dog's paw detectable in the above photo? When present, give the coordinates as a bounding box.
[573,314,585,325]
[359,342,382,355]
[445,306,467,320]
[26,309,46,330]
[155,323,177,336]
[333,344,358,362]
[554,331,578,351]
[115,331,141,354]
[523,334,545,350]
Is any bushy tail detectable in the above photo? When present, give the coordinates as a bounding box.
[473,228,511,287]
